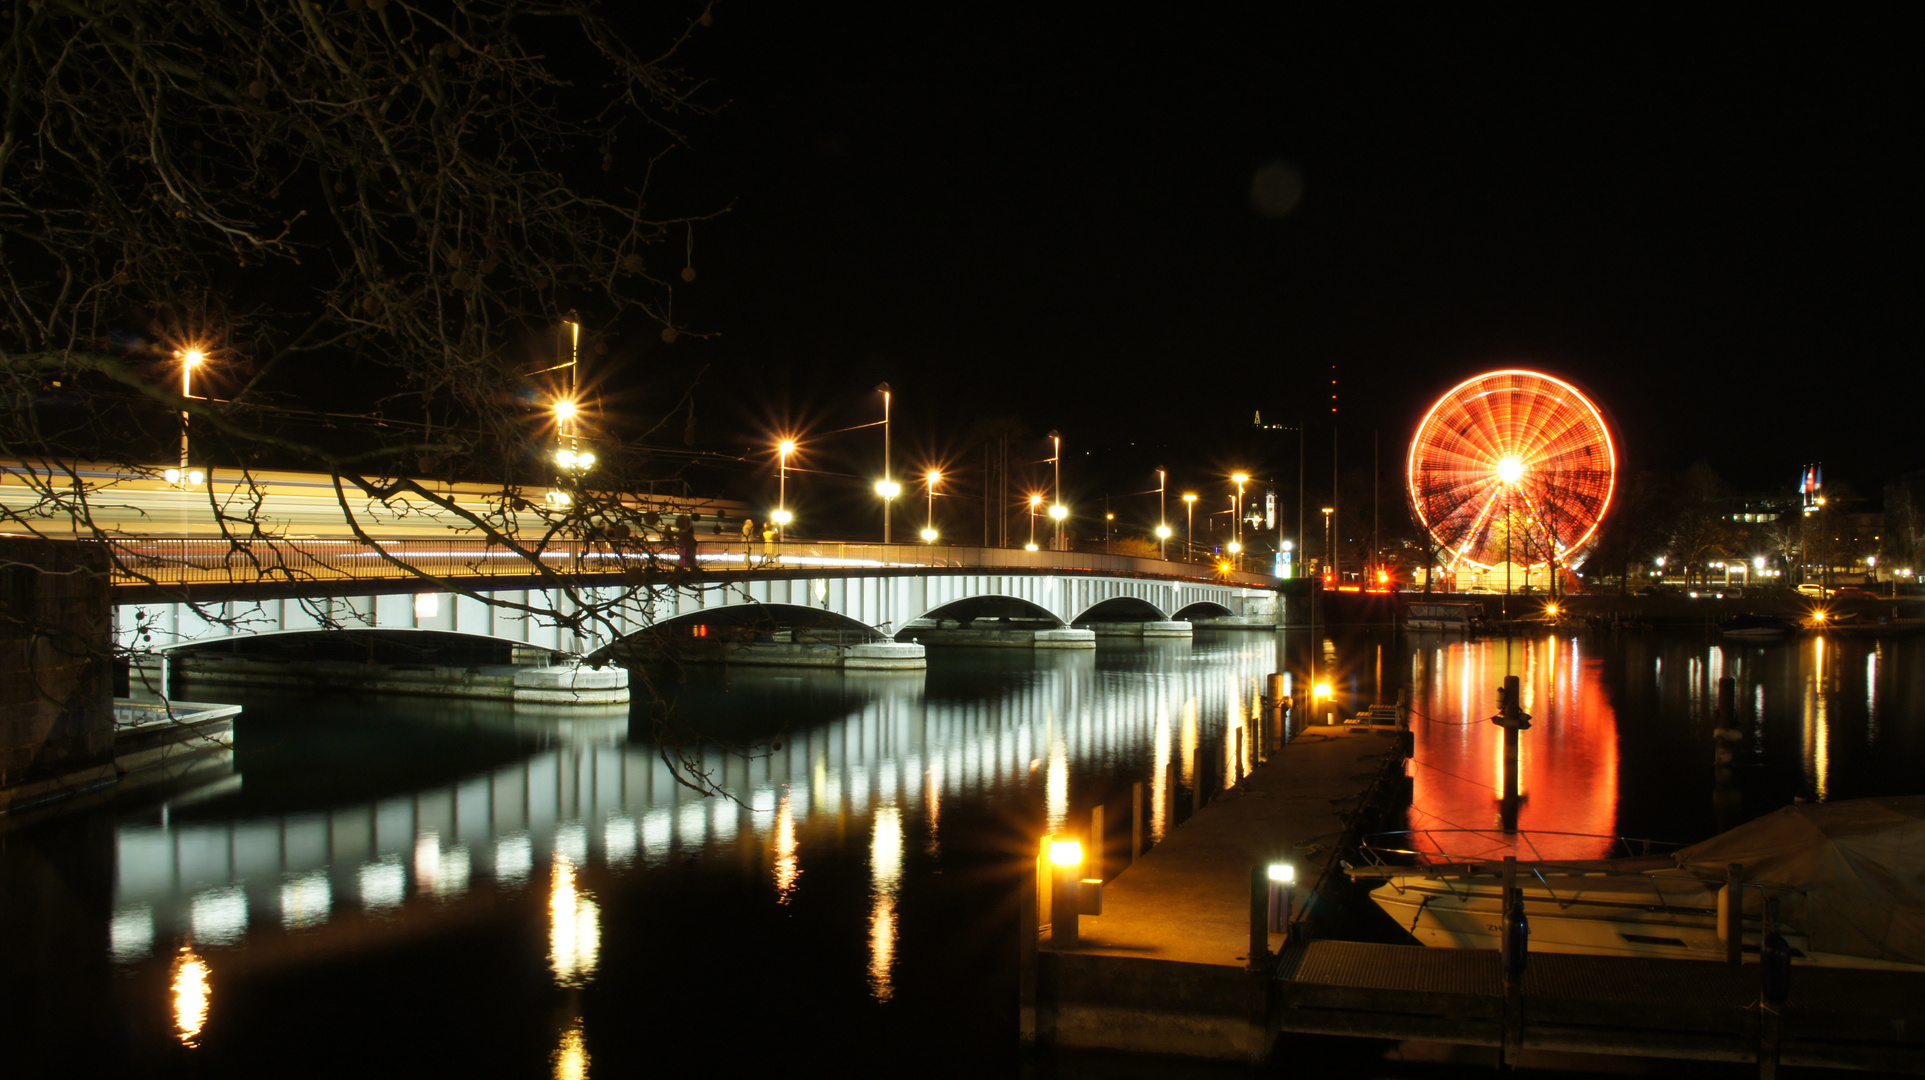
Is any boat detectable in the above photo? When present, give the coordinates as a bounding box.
[1721,613,1798,638]
[1348,797,1925,971]
[1405,601,1487,634]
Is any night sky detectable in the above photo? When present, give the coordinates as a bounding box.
[626,7,1917,526]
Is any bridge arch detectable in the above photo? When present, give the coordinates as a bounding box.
[1172,600,1234,620]
[1070,596,1172,624]
[916,593,1062,627]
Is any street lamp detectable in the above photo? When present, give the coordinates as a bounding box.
[875,479,901,540]
[1232,473,1249,567]
[1182,493,1198,559]
[923,470,941,543]
[1155,524,1172,560]
[174,348,205,485]
[1028,494,1042,551]
[1321,507,1335,584]
[775,439,796,531]
[1156,468,1168,559]
[1048,429,1062,550]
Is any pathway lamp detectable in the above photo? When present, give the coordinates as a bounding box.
[1049,502,1068,551]
[1267,862,1296,936]
[1155,523,1172,560]
[1182,493,1198,559]
[1028,494,1042,551]
[1047,834,1102,947]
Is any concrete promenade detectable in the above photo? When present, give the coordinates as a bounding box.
[1024,720,1406,1061]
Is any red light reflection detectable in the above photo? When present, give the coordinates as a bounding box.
[1408,636,1619,860]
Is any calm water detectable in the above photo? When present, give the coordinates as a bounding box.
[2,629,1920,1076]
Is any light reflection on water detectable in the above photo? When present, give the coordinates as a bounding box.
[1409,635,1621,859]
[106,641,1277,973]
[69,629,1923,1066]
[171,948,209,1047]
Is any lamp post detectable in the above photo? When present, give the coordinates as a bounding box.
[1157,468,1168,558]
[176,348,204,483]
[1028,494,1041,551]
[878,383,893,543]
[1232,473,1249,566]
[1048,430,1063,551]
[1182,493,1197,560]
[1321,507,1335,584]
[773,439,796,534]
[922,470,941,542]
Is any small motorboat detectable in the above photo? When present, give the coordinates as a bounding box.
[1720,613,1798,638]
[1349,798,1925,971]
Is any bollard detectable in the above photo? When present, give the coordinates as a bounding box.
[1130,781,1144,865]
[1248,864,1271,968]
[1266,673,1288,752]
[1049,834,1085,947]
[1266,862,1295,934]
[1234,727,1245,782]
[1396,686,1410,729]
[1164,763,1178,831]
[1761,896,1792,1006]
[1089,804,1106,883]
[1501,855,1529,981]
[1718,863,1745,964]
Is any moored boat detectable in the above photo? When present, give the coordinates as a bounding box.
[1349,797,1925,971]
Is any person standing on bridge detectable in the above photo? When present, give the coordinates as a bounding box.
[741,516,757,552]
[675,514,698,573]
[762,521,779,566]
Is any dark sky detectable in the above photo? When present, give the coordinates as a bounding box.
[634,6,1917,524]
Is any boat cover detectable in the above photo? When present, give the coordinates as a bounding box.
[1672,797,1925,965]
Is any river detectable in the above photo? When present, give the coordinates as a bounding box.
[2,628,1919,1076]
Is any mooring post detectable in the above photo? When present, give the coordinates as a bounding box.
[1164,763,1178,832]
[1501,854,1527,1067]
[1130,781,1144,865]
[1089,804,1105,883]
[1266,672,1287,752]
[1247,863,1270,969]
[1234,727,1246,783]
[1493,675,1529,832]
[1719,863,1745,964]
[1019,843,1040,1043]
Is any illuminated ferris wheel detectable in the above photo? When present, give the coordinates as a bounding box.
[1407,370,1616,570]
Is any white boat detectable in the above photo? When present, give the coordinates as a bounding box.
[1349,797,1925,971]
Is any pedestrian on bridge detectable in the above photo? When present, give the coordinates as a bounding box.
[741,517,757,546]
[762,522,779,567]
[675,514,698,572]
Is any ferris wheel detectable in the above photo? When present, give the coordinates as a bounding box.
[1407,370,1616,570]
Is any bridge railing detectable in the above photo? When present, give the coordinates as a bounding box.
[105,536,1279,589]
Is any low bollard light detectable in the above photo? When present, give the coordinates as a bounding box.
[1267,862,1295,935]
[1047,835,1103,947]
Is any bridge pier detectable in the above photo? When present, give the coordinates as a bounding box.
[1082,621,1194,639]
[168,653,631,705]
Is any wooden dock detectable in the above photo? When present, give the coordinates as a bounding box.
[1022,719,1925,1074]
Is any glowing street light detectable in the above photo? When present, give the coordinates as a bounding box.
[923,470,941,542]
[1027,493,1042,551]
[775,439,796,530]
[878,383,894,543]
[1048,430,1063,550]
[1182,493,1198,559]
[175,348,206,484]
[1155,523,1172,560]
[1231,473,1249,568]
